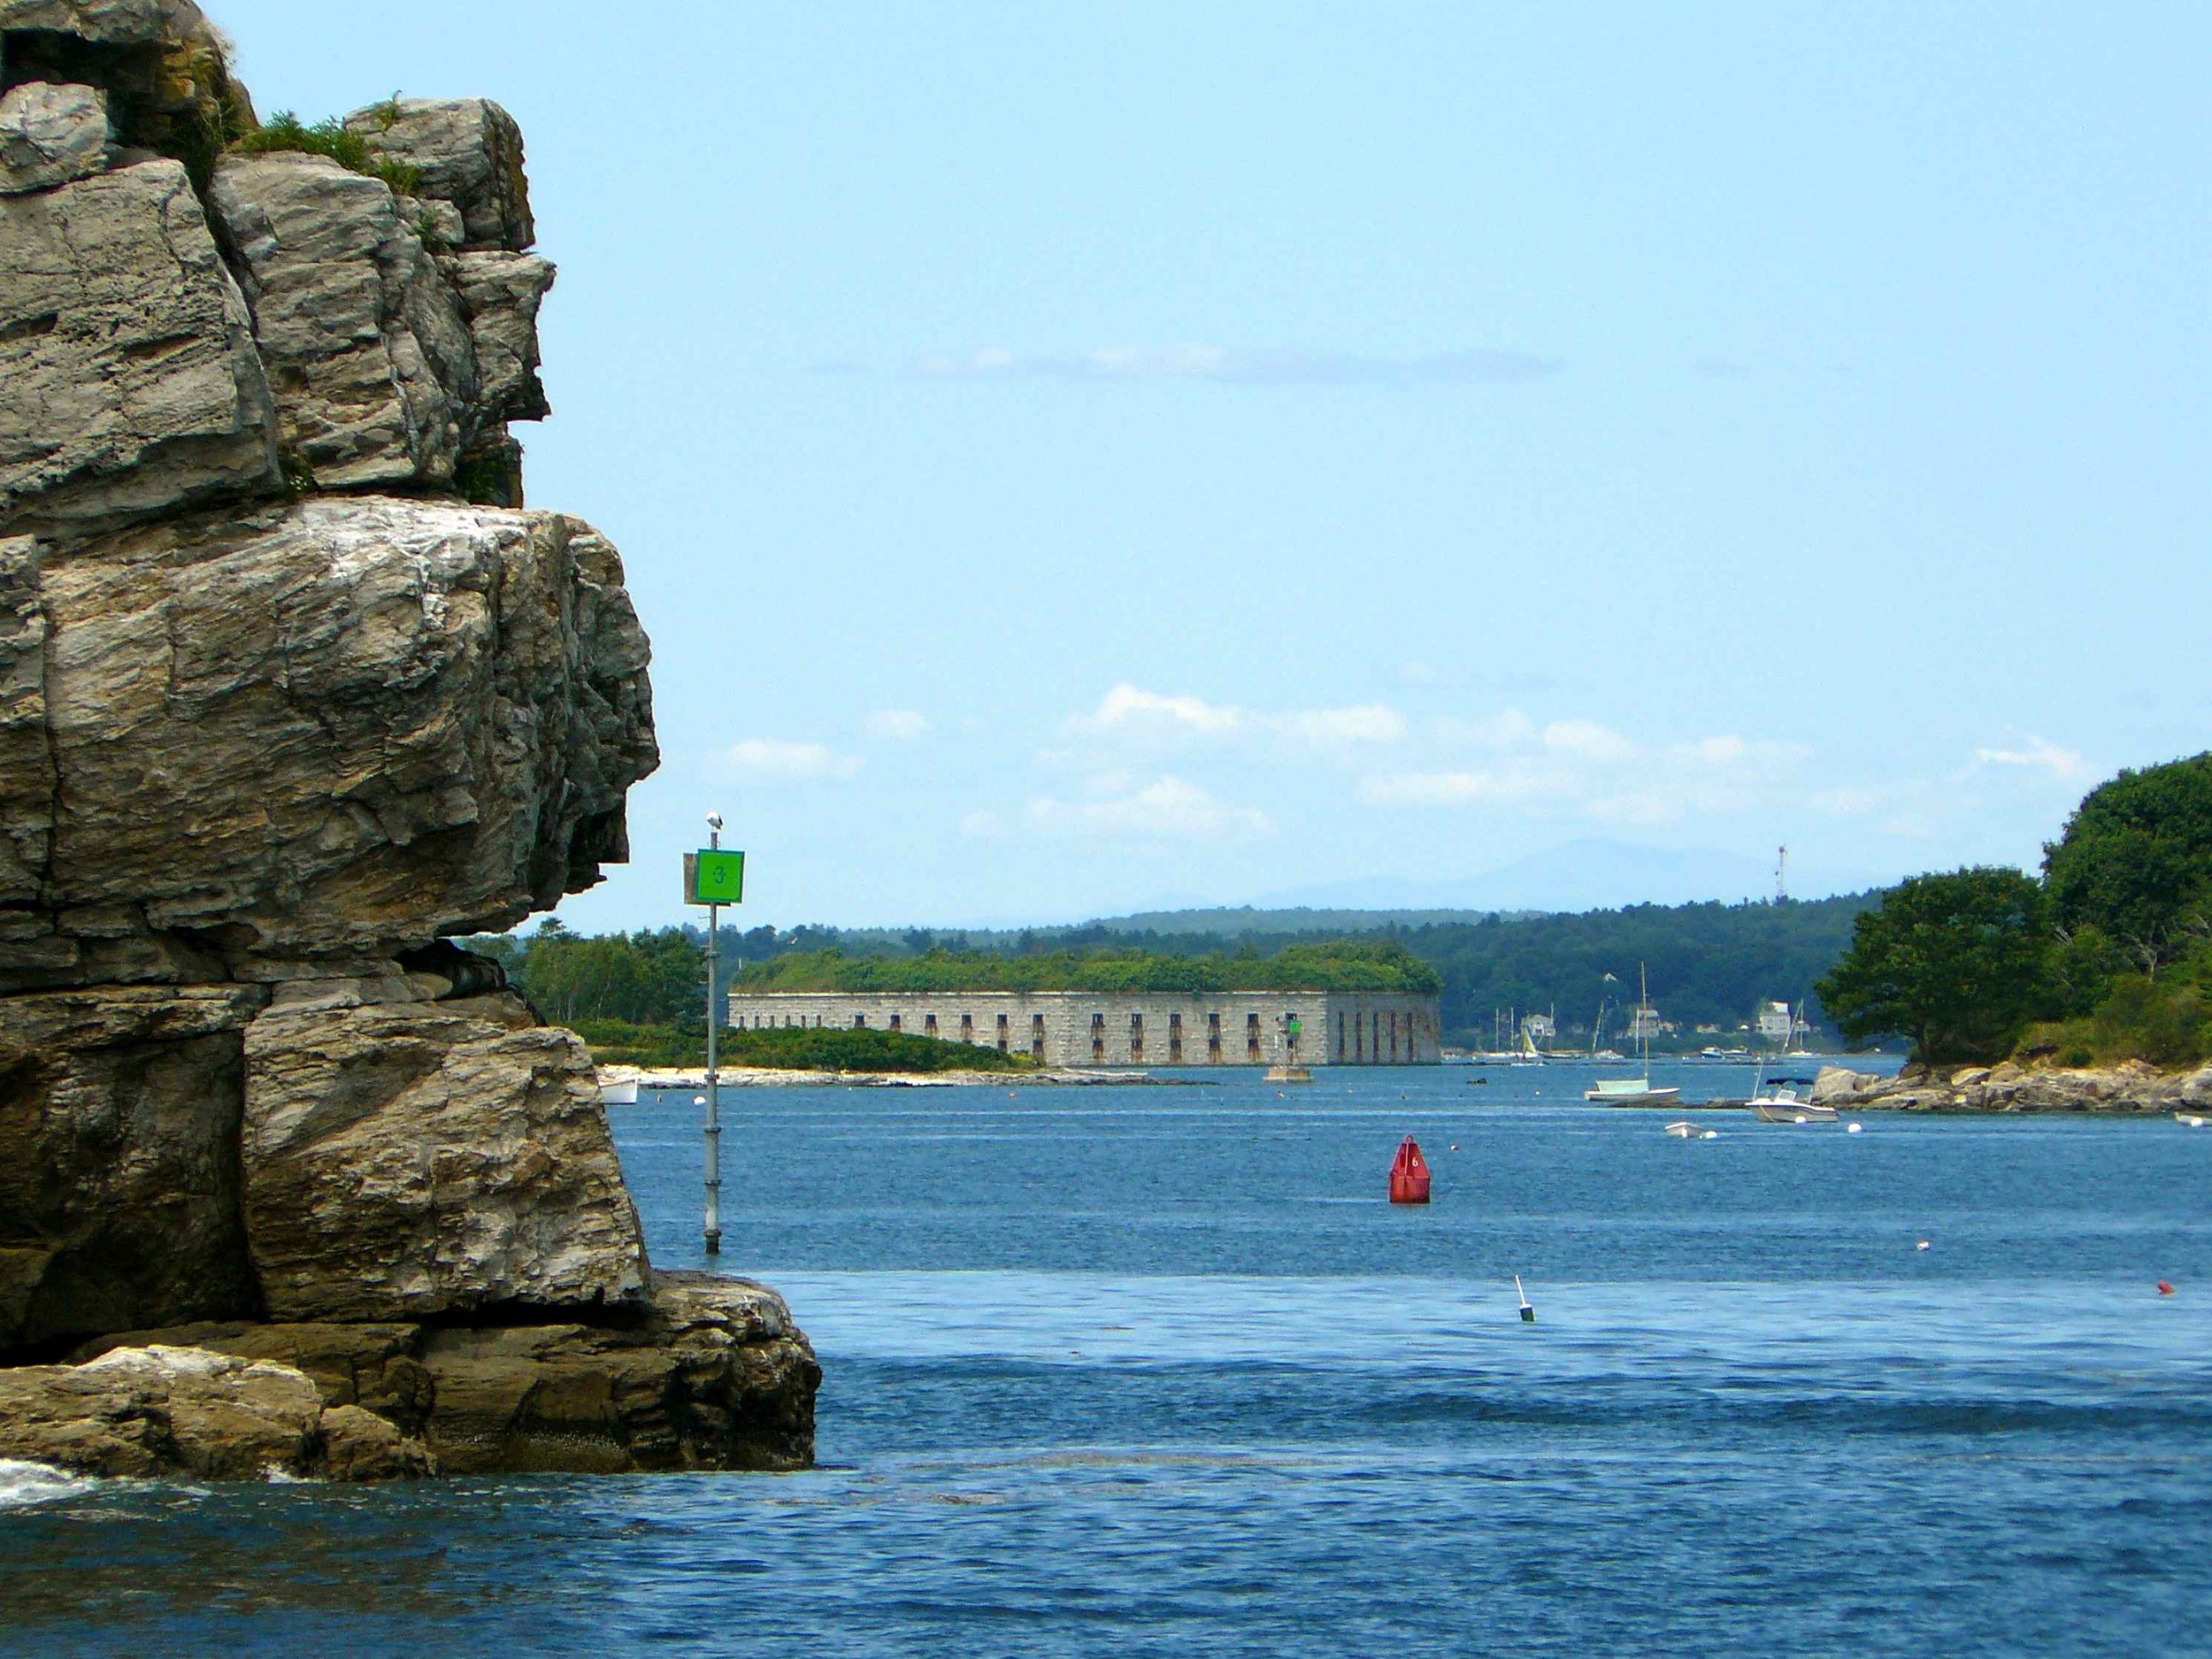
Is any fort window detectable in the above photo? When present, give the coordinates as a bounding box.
[961,1013,974,1044]
[1092,1011,1105,1063]
[925,1014,939,1038]
[1338,1011,1347,1061]
[889,1013,902,1033]
[854,1013,866,1029]
[996,1012,1010,1052]
[1208,1011,1223,1063]
[1169,1011,1183,1063]
[1129,1011,1144,1062]
[1247,1012,1261,1061]
[1032,1013,1046,1062]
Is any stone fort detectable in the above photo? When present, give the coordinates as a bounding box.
[724,989,1443,1068]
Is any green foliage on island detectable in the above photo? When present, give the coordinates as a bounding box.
[231,111,420,196]
[569,1019,702,1067]
[1815,869,2053,1064]
[720,1025,1038,1073]
[466,923,704,1027]
[732,940,1444,995]
[1817,754,2212,1068]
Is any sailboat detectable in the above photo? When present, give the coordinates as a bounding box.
[1585,964,1681,1107]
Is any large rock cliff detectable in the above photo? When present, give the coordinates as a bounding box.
[0,2,816,1478]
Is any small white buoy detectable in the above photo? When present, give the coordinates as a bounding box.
[692,1094,706,1107]
[1847,1122,1863,1134]
[1448,1143,1459,1152]
[1701,1129,1719,1140]
[1916,1240,1932,1251]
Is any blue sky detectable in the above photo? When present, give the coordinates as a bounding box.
[216,2,2208,927]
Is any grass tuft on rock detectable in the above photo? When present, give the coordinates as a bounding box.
[232,111,420,197]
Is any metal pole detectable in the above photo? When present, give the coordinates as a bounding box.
[703,820,723,1256]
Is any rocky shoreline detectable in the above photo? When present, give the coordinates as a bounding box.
[0,2,815,1481]
[1811,1060,2212,1115]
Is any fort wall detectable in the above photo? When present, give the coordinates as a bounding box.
[723,990,1443,1067]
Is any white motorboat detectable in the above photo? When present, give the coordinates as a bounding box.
[598,1079,640,1107]
[1663,1120,1717,1140]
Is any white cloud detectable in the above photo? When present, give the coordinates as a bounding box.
[1543,718,1634,762]
[1073,683,1244,737]
[865,710,931,741]
[1975,736,2091,780]
[1068,684,1404,750]
[1363,713,1811,823]
[1025,775,1272,841]
[716,739,862,780]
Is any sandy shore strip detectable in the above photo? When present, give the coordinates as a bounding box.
[596,1064,1187,1091]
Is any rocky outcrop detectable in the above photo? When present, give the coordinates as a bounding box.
[0,984,265,1348]
[242,993,648,1323]
[0,4,816,1479]
[2,496,656,990]
[210,151,478,490]
[345,98,534,254]
[70,1275,816,1473]
[0,81,109,193]
[0,157,280,536]
[1811,1059,2212,1113]
[0,1341,431,1479]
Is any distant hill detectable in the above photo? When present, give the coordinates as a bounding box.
[1242,838,1890,915]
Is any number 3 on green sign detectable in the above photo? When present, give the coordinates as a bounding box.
[685,849,746,906]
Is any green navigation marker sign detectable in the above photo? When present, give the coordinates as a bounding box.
[684,849,746,906]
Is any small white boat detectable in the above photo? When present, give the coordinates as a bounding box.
[598,1079,639,1107]
[2177,1112,2208,1129]
[1663,1120,1715,1140]
[1748,1088,1837,1124]
[1587,1077,1683,1106]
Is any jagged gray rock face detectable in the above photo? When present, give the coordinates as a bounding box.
[0,1,816,1479]
[242,993,649,1324]
[0,984,265,1351]
[446,250,555,423]
[0,1,200,42]
[69,1275,820,1474]
[4,495,656,988]
[0,159,281,537]
[0,81,110,194]
[0,537,47,918]
[346,97,534,252]
[1811,1060,2212,1112]
[210,152,475,489]
[0,1341,433,1479]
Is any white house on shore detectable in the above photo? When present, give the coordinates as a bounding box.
[724,989,1444,1068]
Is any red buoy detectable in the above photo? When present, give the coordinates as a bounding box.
[1389,1136,1432,1204]
[2158,1279,2176,1296]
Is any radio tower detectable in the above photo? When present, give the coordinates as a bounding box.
[1776,845,1788,903]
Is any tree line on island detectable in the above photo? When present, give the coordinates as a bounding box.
[1816,753,2212,1068]
[468,907,1869,1067]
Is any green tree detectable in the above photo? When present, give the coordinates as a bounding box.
[2045,753,2212,977]
[1814,868,2053,1064]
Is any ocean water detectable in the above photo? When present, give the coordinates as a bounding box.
[4,1061,2209,1656]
